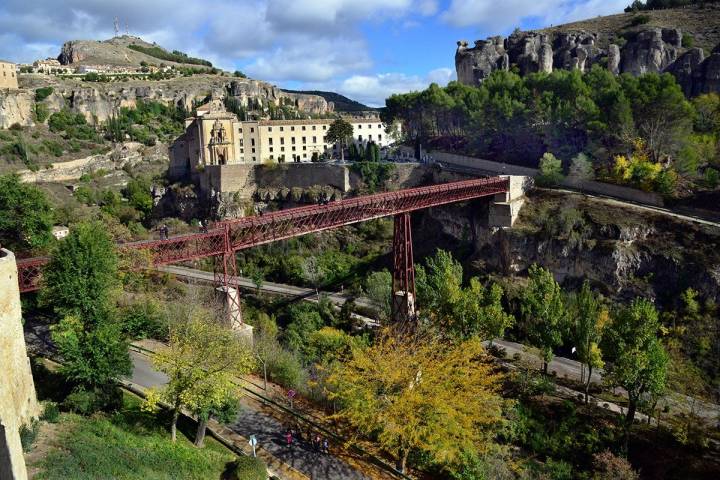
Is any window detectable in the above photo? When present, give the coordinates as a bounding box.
[302,136,306,144]
[303,146,306,151]
[252,148,256,153]
[323,136,327,142]
[323,125,327,130]
[240,148,244,153]
[291,137,296,144]
[369,135,372,141]
[269,138,273,145]
[239,128,243,133]
[250,127,254,132]
[291,126,295,131]
[281,146,285,152]
[359,135,363,141]
[378,134,382,141]
[270,155,274,160]
[252,156,256,161]
[312,136,317,143]
[268,126,272,132]
[240,139,244,146]
[367,124,372,129]
[251,138,255,146]
[358,124,362,129]
[280,126,284,132]
[280,137,285,145]
[302,126,306,131]
[303,153,307,158]
[312,125,316,130]
[292,146,296,151]
[269,147,273,152]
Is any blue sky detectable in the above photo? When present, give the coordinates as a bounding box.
[0,0,629,106]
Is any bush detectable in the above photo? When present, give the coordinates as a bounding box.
[63,386,123,415]
[121,298,169,340]
[34,103,50,123]
[35,86,54,102]
[630,14,651,26]
[226,456,267,480]
[537,152,565,187]
[20,420,39,452]
[267,348,306,389]
[704,168,719,188]
[682,33,694,48]
[41,401,60,423]
[9,123,23,131]
[592,450,639,480]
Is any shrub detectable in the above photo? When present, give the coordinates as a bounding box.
[537,152,565,187]
[41,401,60,423]
[35,86,54,102]
[630,14,651,26]
[267,348,306,389]
[34,103,50,123]
[226,456,267,480]
[682,33,694,48]
[121,298,169,340]
[64,387,123,415]
[20,420,39,452]
[704,168,719,188]
[9,123,23,131]
[592,450,639,480]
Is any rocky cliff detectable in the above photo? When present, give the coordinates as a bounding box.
[416,190,720,305]
[1,74,332,129]
[456,6,720,96]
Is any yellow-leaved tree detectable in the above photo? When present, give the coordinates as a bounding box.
[326,329,505,473]
[144,313,254,445]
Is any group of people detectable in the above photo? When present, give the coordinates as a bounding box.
[284,427,329,454]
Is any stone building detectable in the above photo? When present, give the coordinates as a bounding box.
[0,60,18,90]
[0,249,40,480]
[169,99,392,180]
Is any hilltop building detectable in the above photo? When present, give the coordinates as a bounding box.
[0,60,18,90]
[169,99,392,179]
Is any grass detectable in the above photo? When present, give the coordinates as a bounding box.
[31,393,236,480]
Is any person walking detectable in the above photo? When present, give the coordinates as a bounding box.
[322,438,329,454]
[285,429,293,447]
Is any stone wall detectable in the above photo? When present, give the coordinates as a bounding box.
[429,150,665,206]
[0,249,40,480]
[0,90,34,129]
[200,163,350,201]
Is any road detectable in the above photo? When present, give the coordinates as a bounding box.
[24,322,371,480]
[157,264,379,326]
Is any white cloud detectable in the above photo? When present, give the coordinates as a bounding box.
[440,0,628,31]
[316,67,455,107]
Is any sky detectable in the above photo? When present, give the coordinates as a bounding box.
[0,0,629,107]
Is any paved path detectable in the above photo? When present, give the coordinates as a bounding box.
[127,350,370,479]
[24,323,371,480]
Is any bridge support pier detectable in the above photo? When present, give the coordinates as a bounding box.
[391,212,416,324]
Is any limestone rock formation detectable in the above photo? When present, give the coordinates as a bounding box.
[619,28,680,75]
[0,91,34,129]
[455,25,720,96]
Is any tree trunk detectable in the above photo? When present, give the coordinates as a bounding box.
[624,399,637,452]
[542,360,549,375]
[398,448,410,474]
[171,405,180,443]
[194,417,208,447]
[340,141,345,162]
[584,364,593,404]
[263,362,268,391]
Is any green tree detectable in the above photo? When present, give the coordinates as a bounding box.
[570,281,608,403]
[365,270,392,322]
[537,152,565,187]
[0,173,54,251]
[326,118,354,162]
[40,222,119,320]
[327,330,505,473]
[520,264,567,374]
[605,298,668,449]
[145,313,254,443]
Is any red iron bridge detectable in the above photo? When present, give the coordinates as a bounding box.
[17,177,508,323]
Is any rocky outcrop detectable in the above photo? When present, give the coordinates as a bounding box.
[620,28,680,75]
[455,26,720,96]
[0,90,34,129]
[58,40,86,64]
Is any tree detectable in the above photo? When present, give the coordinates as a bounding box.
[326,329,505,473]
[0,173,54,251]
[252,312,279,391]
[145,312,254,443]
[41,222,119,320]
[365,270,392,322]
[567,152,595,186]
[43,222,130,406]
[326,118,354,162]
[570,281,608,403]
[520,264,567,374]
[301,256,324,299]
[416,249,513,340]
[537,152,565,187]
[605,298,668,450]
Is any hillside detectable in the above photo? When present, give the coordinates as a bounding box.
[281,89,375,112]
[58,35,214,69]
[541,3,720,53]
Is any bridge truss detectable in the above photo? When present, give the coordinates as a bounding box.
[17,176,508,322]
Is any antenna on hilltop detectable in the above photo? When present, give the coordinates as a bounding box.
[125,22,129,36]
[114,16,120,37]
